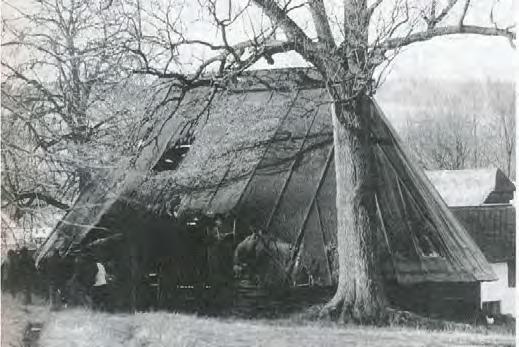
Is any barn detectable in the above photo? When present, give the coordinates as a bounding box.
[426,168,516,316]
[35,68,496,317]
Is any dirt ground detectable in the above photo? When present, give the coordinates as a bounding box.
[2,295,515,347]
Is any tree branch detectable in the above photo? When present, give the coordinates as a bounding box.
[251,0,316,52]
[458,0,471,27]
[367,0,384,19]
[12,192,70,211]
[308,0,335,46]
[435,0,458,25]
[134,38,297,87]
[2,62,63,112]
[380,25,515,50]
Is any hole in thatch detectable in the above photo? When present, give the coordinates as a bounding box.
[153,132,195,172]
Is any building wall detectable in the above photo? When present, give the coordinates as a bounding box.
[386,281,481,320]
[481,262,515,316]
[451,205,515,264]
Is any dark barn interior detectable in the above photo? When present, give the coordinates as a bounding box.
[76,203,236,312]
[70,197,484,322]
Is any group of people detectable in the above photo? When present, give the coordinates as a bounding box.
[1,247,111,311]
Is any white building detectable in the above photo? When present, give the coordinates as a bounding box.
[427,168,516,317]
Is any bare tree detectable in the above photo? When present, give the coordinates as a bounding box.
[2,1,127,200]
[408,117,473,170]
[485,80,515,178]
[401,79,515,178]
[116,0,515,322]
[1,0,141,238]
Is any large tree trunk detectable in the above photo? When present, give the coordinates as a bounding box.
[322,92,387,323]
[313,0,388,323]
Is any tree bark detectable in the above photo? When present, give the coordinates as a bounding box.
[311,0,387,323]
[321,90,387,323]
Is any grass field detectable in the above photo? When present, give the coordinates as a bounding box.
[38,309,515,347]
[2,294,515,347]
[1,294,50,347]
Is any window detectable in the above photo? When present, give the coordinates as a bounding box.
[153,133,194,172]
[508,260,516,288]
[482,301,501,315]
[417,234,440,258]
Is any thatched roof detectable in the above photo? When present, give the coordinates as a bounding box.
[125,87,331,217]
[426,169,515,207]
[36,68,496,284]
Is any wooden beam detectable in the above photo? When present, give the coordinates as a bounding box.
[287,145,334,280]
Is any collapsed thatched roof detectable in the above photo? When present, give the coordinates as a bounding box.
[426,169,515,206]
[125,87,331,218]
[36,68,496,284]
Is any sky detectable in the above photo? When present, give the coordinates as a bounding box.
[1,0,516,82]
[248,0,518,82]
[2,0,515,134]
[248,34,517,82]
[383,35,517,81]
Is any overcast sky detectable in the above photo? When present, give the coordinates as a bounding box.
[381,36,516,81]
[249,0,517,81]
[2,0,516,82]
[389,0,516,82]
[248,34,517,82]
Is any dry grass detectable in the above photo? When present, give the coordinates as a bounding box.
[37,308,515,347]
[2,293,514,347]
[1,294,50,347]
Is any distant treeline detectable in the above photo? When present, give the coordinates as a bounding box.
[377,78,515,179]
